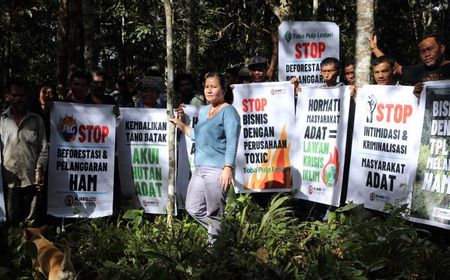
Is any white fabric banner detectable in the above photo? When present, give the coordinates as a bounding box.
[346,85,421,212]
[278,21,339,85]
[294,86,351,206]
[47,102,116,218]
[233,82,296,193]
[410,81,450,229]
[176,105,201,209]
[117,108,169,214]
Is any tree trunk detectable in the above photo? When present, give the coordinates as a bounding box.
[410,10,419,41]
[118,15,127,73]
[3,5,12,84]
[266,0,290,81]
[163,0,175,226]
[56,0,69,86]
[355,0,374,88]
[267,30,278,81]
[185,0,195,73]
[67,0,84,72]
[82,0,97,71]
[249,0,257,55]
[312,0,319,20]
[56,0,84,85]
[3,38,11,85]
[266,0,290,22]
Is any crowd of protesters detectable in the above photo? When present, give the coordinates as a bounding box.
[0,33,449,243]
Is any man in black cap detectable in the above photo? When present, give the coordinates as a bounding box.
[248,56,269,83]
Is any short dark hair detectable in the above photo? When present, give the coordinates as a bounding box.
[225,66,240,76]
[117,73,131,89]
[174,73,195,91]
[320,57,341,71]
[343,60,355,68]
[5,78,27,91]
[419,33,445,46]
[69,70,92,84]
[372,56,395,68]
[145,68,162,77]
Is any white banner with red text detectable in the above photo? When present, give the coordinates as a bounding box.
[47,102,116,218]
[233,82,296,193]
[346,85,421,212]
[278,21,339,85]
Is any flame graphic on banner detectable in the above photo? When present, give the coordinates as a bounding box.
[245,125,292,190]
[321,147,339,187]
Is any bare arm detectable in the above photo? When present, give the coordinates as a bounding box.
[368,35,403,75]
[368,35,385,57]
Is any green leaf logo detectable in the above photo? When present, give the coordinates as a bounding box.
[284,31,292,43]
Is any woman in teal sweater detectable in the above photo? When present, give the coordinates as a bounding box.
[170,72,241,243]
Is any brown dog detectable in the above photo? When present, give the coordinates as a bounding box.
[24,225,76,280]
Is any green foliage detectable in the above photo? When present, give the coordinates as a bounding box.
[3,1,448,90]
[64,210,208,279]
[206,194,300,279]
[2,196,450,279]
[375,0,450,68]
[0,223,34,279]
[0,0,58,86]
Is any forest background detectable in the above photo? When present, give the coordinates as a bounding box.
[1,0,449,91]
[2,1,450,279]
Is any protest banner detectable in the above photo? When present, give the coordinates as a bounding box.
[233,82,296,193]
[176,105,201,209]
[117,108,169,214]
[346,85,421,212]
[294,86,351,206]
[47,102,116,218]
[278,21,339,85]
[410,81,450,229]
[0,159,5,221]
